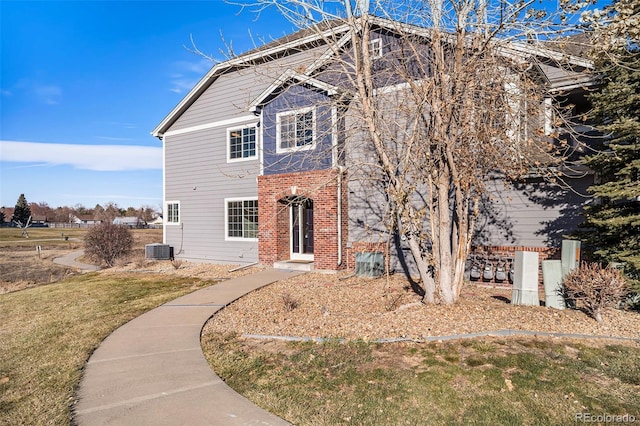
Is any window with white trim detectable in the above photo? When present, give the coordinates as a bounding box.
[276,107,315,152]
[166,201,180,224]
[226,198,258,240]
[228,125,257,161]
[369,38,383,59]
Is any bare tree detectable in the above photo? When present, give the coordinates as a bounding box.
[225,0,594,303]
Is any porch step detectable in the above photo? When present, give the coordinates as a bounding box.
[273,260,314,272]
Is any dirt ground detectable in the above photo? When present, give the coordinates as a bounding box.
[202,272,640,342]
[0,228,163,294]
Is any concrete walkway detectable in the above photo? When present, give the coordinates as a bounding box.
[53,249,100,272]
[73,268,302,426]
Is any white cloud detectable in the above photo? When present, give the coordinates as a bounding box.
[95,136,135,142]
[93,121,137,129]
[0,141,162,171]
[169,58,211,93]
[174,59,211,74]
[0,79,62,104]
[34,84,62,105]
[170,78,199,94]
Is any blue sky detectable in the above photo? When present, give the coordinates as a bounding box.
[0,0,294,210]
[1,0,603,211]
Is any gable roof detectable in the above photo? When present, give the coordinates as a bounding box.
[151,21,350,138]
[248,69,341,113]
[152,16,594,138]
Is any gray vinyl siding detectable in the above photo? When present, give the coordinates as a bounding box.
[345,108,593,275]
[162,45,328,264]
[171,46,328,132]
[345,108,396,263]
[170,70,261,131]
[347,170,593,250]
[164,126,259,264]
[474,176,593,248]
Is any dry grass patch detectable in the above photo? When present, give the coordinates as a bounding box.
[0,228,163,293]
[202,334,640,425]
[0,272,215,425]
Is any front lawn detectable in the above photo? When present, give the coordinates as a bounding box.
[0,273,213,425]
[203,333,640,425]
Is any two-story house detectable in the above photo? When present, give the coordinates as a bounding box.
[152,17,596,274]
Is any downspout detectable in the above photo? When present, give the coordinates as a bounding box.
[332,105,344,267]
[337,166,344,266]
[159,135,167,245]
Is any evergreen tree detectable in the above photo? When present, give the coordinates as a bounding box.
[0,207,5,225]
[12,194,32,225]
[579,0,640,278]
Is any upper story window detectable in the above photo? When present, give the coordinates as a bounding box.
[276,107,315,153]
[166,201,180,224]
[228,125,257,161]
[369,38,383,59]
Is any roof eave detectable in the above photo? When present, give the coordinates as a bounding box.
[151,62,226,138]
[151,23,352,138]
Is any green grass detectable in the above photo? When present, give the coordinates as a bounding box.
[202,334,640,425]
[0,272,214,425]
[0,227,87,245]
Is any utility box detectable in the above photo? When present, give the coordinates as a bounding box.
[542,259,565,309]
[355,252,384,277]
[512,251,540,306]
[561,239,581,278]
[145,243,172,260]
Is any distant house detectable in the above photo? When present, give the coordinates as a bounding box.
[31,215,49,226]
[71,215,101,225]
[148,216,163,228]
[152,16,597,273]
[113,216,146,228]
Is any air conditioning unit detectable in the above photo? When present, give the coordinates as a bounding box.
[355,251,384,278]
[145,244,172,260]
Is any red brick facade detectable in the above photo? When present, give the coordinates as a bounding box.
[257,167,560,279]
[257,169,348,271]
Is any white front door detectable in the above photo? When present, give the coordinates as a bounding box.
[290,199,314,261]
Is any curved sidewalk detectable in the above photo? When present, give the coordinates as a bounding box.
[73,268,302,426]
[53,249,100,272]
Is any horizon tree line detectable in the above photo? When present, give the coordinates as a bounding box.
[0,194,161,224]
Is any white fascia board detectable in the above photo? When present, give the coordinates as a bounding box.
[549,78,599,93]
[151,63,225,138]
[369,15,593,71]
[292,73,338,95]
[163,115,258,137]
[368,15,432,39]
[500,42,593,69]
[248,70,339,111]
[249,69,298,111]
[152,24,351,138]
[226,23,351,68]
[306,32,353,74]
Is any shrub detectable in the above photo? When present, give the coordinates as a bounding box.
[281,293,299,311]
[561,262,630,323]
[84,223,134,267]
